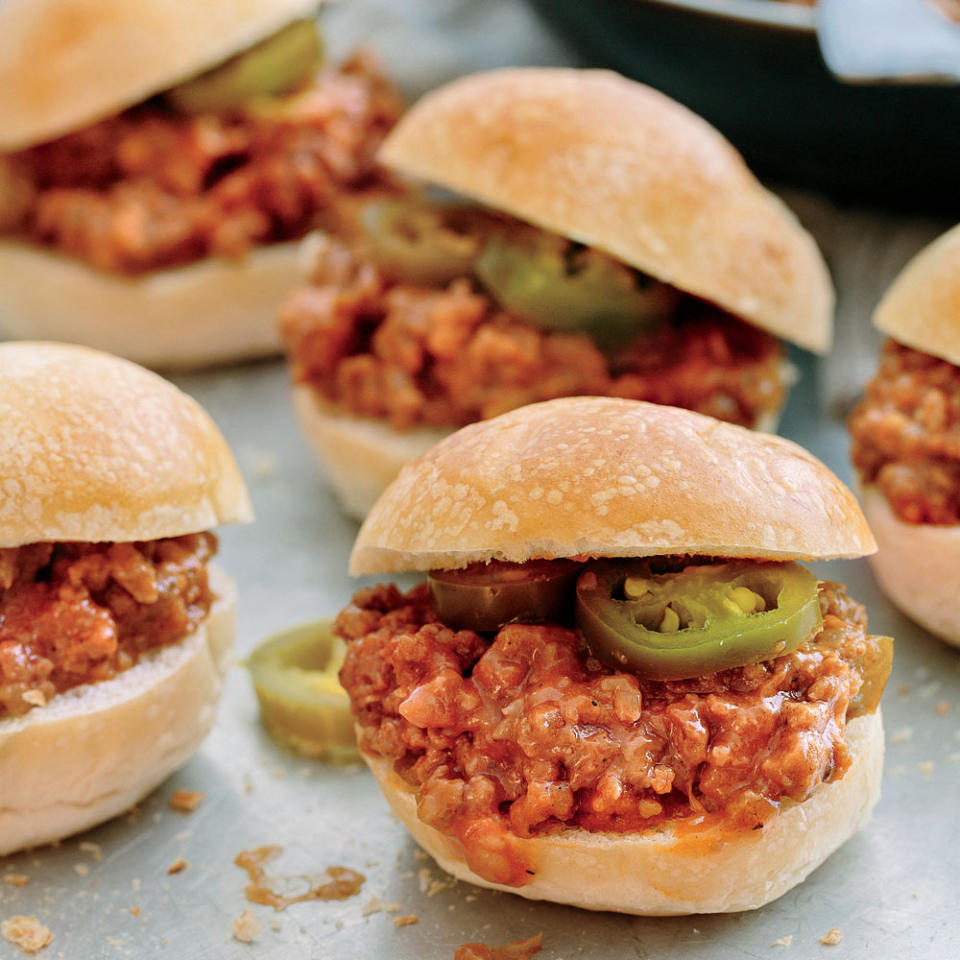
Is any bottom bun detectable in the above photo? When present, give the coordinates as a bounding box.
[293,388,451,521]
[365,709,883,915]
[0,240,304,369]
[861,483,960,646]
[0,565,237,856]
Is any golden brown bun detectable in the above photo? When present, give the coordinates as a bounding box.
[861,484,960,646]
[293,387,453,521]
[0,342,252,547]
[874,223,960,367]
[0,566,236,856]
[0,0,321,150]
[379,68,833,354]
[296,391,783,523]
[364,708,882,915]
[0,240,303,368]
[350,397,876,575]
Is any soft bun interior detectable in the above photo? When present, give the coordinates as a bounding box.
[0,341,252,547]
[861,483,960,646]
[0,565,236,856]
[364,709,883,915]
[379,68,833,354]
[0,0,321,150]
[351,397,876,575]
[0,239,302,370]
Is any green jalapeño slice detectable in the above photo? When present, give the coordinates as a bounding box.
[473,229,679,347]
[359,197,491,286]
[248,619,357,761]
[429,559,582,633]
[576,559,822,680]
[166,19,323,114]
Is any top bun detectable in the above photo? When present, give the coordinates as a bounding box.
[350,397,875,574]
[379,68,834,355]
[0,342,252,546]
[874,222,960,367]
[0,0,320,150]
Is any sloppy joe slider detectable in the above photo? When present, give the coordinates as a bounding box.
[0,0,402,367]
[850,223,960,645]
[0,342,252,855]
[337,397,889,914]
[279,68,834,519]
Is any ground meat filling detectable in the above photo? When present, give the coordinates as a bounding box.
[850,339,960,524]
[279,238,786,431]
[338,580,878,887]
[0,533,217,717]
[0,54,402,275]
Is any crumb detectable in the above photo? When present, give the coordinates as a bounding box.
[131,878,141,892]
[393,915,419,927]
[2,915,54,953]
[231,907,262,944]
[243,777,254,794]
[413,850,428,861]
[22,690,46,708]
[418,868,432,893]
[73,864,89,877]
[3,875,28,887]
[772,935,793,947]
[384,903,402,913]
[362,898,382,917]
[129,907,141,918]
[169,790,205,813]
[270,920,282,933]
[913,892,919,899]
[936,701,951,716]
[166,857,188,875]
[897,683,910,696]
[918,761,934,775]
[465,895,477,903]
[78,842,103,861]
[891,727,913,745]
[819,928,843,946]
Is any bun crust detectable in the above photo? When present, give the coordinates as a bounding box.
[0,240,301,369]
[0,566,236,855]
[350,397,875,575]
[364,709,883,915]
[0,0,320,150]
[379,68,833,354]
[0,342,252,547]
[861,484,960,646]
[874,223,960,367]
[293,387,452,521]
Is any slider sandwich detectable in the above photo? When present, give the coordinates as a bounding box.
[850,222,960,645]
[279,68,834,518]
[336,397,889,914]
[0,0,403,367]
[0,342,251,854]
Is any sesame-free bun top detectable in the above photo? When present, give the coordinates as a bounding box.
[0,342,252,546]
[874,222,960,367]
[350,398,875,575]
[378,68,834,355]
[0,0,320,151]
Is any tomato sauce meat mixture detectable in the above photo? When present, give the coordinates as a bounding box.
[0,534,216,717]
[337,578,888,887]
[850,339,960,524]
[279,235,786,432]
[0,54,403,275]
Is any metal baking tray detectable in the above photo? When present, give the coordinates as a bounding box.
[1,348,958,958]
